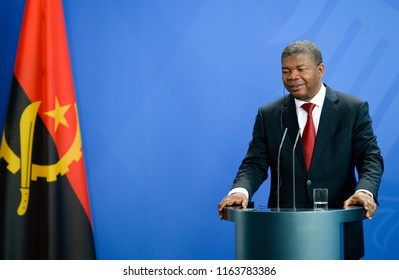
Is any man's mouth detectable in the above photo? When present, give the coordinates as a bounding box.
[288,83,305,91]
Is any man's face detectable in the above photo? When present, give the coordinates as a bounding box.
[281,54,324,102]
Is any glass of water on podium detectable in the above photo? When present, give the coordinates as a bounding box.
[313,188,328,211]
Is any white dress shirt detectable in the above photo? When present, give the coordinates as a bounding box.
[295,84,326,136]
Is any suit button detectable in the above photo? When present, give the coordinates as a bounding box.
[306,180,312,186]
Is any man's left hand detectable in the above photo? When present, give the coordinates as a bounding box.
[343,191,376,220]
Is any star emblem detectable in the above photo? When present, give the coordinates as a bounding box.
[44,97,71,132]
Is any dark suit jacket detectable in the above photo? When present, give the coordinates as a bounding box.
[231,85,384,259]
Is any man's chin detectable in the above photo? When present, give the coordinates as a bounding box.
[289,91,310,101]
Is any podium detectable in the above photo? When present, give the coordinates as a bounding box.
[223,206,365,260]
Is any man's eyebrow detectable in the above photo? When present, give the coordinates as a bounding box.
[282,64,307,69]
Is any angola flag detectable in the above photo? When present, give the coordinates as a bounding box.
[0,0,96,259]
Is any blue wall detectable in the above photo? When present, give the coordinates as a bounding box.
[0,0,398,260]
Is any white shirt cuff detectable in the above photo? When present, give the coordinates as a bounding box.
[356,189,373,198]
[228,188,249,199]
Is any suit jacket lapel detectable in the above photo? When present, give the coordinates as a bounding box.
[310,86,340,173]
[281,95,307,172]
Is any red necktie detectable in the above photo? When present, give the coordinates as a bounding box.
[301,103,316,171]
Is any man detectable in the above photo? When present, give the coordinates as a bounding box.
[218,40,383,260]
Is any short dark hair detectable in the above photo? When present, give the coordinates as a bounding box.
[281,40,323,66]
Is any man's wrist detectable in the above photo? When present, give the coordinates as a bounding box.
[356,189,373,198]
[228,187,249,199]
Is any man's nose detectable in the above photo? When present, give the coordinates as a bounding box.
[288,70,299,80]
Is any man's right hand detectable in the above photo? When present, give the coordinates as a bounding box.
[218,193,248,220]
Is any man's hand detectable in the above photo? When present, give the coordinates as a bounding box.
[218,193,248,220]
[343,191,376,220]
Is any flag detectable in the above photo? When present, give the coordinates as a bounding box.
[0,0,96,259]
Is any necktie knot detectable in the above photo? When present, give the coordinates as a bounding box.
[301,102,316,114]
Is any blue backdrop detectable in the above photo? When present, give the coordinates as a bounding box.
[0,0,398,260]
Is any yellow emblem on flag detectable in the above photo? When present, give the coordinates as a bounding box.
[0,102,83,216]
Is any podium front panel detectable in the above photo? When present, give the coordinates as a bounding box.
[224,207,364,260]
